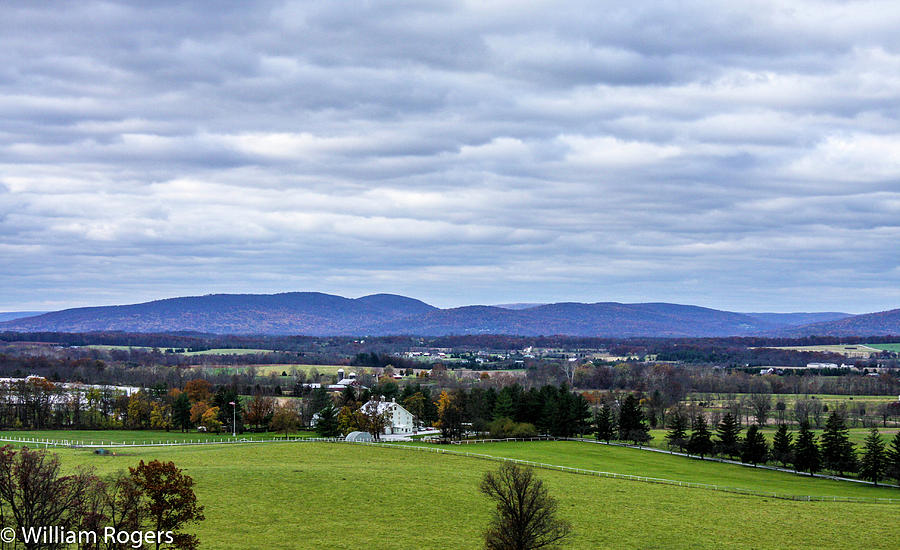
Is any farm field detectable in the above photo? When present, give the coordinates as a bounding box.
[405,440,897,499]
[683,393,899,407]
[43,441,897,549]
[180,348,276,356]
[79,345,277,356]
[759,344,882,357]
[867,343,900,353]
[198,364,350,376]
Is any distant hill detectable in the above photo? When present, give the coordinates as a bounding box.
[0,293,437,336]
[743,312,852,327]
[371,302,777,337]
[0,311,47,322]
[0,293,789,337]
[3,292,894,337]
[787,308,900,337]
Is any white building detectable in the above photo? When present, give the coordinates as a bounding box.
[359,398,415,435]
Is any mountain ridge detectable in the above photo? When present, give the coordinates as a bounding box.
[0,293,895,337]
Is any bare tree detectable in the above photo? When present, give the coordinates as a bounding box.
[0,446,98,550]
[479,463,571,550]
[749,393,771,426]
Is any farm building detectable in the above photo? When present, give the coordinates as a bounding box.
[358,398,415,435]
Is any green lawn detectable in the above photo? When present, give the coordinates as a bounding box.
[45,442,897,549]
[399,440,897,499]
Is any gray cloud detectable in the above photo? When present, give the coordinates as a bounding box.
[1,1,900,313]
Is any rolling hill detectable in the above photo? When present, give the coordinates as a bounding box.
[787,308,900,337]
[1,293,895,337]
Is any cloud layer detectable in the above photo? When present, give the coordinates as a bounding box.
[2,1,900,312]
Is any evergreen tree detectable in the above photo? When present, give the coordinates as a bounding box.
[340,385,357,408]
[550,383,576,438]
[771,424,794,468]
[493,389,516,420]
[887,431,900,484]
[315,403,341,438]
[594,404,615,443]
[793,421,821,476]
[740,424,769,465]
[571,392,592,437]
[618,394,650,446]
[859,428,887,486]
[686,414,714,458]
[172,392,192,433]
[715,413,742,459]
[821,411,857,476]
[665,412,688,452]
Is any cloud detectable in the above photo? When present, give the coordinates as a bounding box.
[1,1,899,313]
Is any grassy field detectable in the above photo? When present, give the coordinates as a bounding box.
[180,348,276,356]
[407,440,896,499]
[761,344,882,357]
[197,364,350,376]
[867,343,900,353]
[644,426,897,451]
[0,429,318,446]
[684,393,899,408]
[43,441,897,549]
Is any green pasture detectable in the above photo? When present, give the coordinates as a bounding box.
[645,426,898,451]
[0,429,317,446]
[404,440,896,499]
[867,343,900,353]
[685,393,899,407]
[42,441,897,549]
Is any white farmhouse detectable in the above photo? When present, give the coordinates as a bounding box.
[359,398,415,435]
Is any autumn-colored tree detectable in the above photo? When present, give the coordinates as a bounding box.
[200,407,222,433]
[127,392,153,429]
[189,401,209,426]
[130,460,205,550]
[244,394,276,430]
[270,403,301,438]
[337,405,358,436]
[150,402,172,431]
[183,379,212,404]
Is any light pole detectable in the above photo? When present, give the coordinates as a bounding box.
[229,401,236,437]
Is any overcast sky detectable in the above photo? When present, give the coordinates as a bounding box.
[2,1,900,313]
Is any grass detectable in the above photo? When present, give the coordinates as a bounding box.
[684,393,899,408]
[44,441,898,549]
[196,364,350,376]
[646,426,898,450]
[761,344,881,357]
[867,343,900,353]
[397,440,896,499]
[180,348,276,356]
[0,429,318,446]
